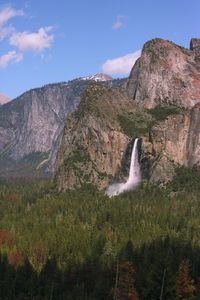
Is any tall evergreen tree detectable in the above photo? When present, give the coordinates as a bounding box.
[176,260,196,300]
[113,260,139,300]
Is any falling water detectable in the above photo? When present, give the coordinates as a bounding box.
[106,138,141,197]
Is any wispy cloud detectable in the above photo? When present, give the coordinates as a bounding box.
[0,5,24,27]
[0,25,13,41]
[10,26,54,52]
[0,50,23,69]
[0,5,55,69]
[0,5,24,40]
[112,15,126,30]
[102,50,141,75]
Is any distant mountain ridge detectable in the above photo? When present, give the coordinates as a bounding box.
[0,94,10,105]
[0,74,126,176]
[80,73,113,82]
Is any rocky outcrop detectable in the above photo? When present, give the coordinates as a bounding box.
[0,80,99,175]
[125,37,200,183]
[126,38,200,108]
[0,75,123,176]
[141,104,200,183]
[190,38,200,53]
[55,94,200,189]
[55,85,137,191]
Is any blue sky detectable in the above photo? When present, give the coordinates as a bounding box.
[0,0,200,99]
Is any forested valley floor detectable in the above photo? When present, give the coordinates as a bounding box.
[0,167,200,299]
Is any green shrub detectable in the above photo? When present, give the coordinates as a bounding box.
[170,166,200,192]
[118,114,152,138]
[64,148,90,168]
[149,105,181,121]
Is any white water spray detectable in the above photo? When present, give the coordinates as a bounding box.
[106,138,141,197]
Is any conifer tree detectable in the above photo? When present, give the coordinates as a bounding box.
[176,260,196,300]
[113,260,139,300]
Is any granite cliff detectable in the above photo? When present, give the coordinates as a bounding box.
[55,85,134,190]
[141,104,200,184]
[126,38,200,108]
[0,80,87,176]
[0,75,126,176]
[55,38,200,190]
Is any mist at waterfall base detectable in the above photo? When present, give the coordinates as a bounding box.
[106,138,141,198]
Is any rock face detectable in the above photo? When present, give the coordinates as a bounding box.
[141,104,200,184]
[126,38,200,108]
[0,80,99,175]
[190,38,200,52]
[55,85,137,190]
[140,106,199,183]
[124,37,200,183]
[0,76,125,176]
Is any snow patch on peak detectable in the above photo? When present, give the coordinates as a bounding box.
[81,73,113,82]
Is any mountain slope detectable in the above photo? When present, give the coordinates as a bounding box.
[55,84,134,190]
[80,73,113,82]
[54,83,161,191]
[0,76,125,176]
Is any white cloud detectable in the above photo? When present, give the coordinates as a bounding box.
[0,50,23,69]
[0,26,13,41]
[10,26,54,52]
[102,50,141,75]
[0,6,54,69]
[0,6,24,27]
[0,6,24,41]
[112,16,126,30]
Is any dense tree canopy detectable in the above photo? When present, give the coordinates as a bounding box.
[0,170,200,299]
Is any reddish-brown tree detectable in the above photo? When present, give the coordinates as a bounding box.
[8,250,23,267]
[113,260,139,300]
[0,229,14,247]
[6,193,21,202]
[176,260,196,300]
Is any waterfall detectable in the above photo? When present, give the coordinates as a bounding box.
[106,138,141,197]
[127,138,141,186]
